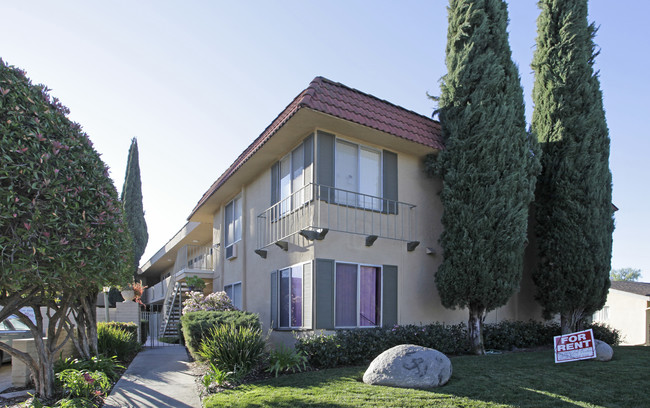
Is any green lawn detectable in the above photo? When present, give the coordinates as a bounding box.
[203,346,649,408]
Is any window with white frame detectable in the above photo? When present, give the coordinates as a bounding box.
[225,196,242,259]
[593,306,609,322]
[334,139,382,210]
[279,145,304,215]
[224,282,242,309]
[335,263,382,327]
[279,264,303,328]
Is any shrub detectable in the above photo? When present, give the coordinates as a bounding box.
[55,355,124,381]
[295,323,469,368]
[483,320,560,350]
[267,344,308,377]
[588,322,621,345]
[197,323,266,378]
[55,369,111,400]
[97,321,141,361]
[181,310,260,357]
[202,361,237,392]
[185,276,206,291]
[98,321,138,339]
[182,291,236,314]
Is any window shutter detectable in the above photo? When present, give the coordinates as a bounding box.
[382,150,398,214]
[302,261,313,329]
[314,258,335,329]
[303,134,314,201]
[270,270,278,329]
[271,162,279,205]
[382,265,398,327]
[316,131,335,203]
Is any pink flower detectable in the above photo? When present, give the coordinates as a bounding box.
[82,372,95,384]
[24,223,31,231]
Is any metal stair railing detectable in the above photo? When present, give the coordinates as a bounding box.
[160,282,182,336]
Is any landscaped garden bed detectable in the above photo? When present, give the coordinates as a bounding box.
[2,322,141,408]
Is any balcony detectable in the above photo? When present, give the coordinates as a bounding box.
[255,183,418,256]
[173,244,215,280]
[143,244,214,304]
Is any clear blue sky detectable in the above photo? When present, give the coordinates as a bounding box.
[3,1,648,280]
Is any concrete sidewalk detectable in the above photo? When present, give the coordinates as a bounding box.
[103,345,201,408]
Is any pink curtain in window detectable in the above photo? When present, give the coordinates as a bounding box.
[280,269,290,327]
[360,266,380,326]
[291,267,303,327]
[336,263,357,326]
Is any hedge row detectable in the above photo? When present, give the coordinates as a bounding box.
[295,321,620,368]
[180,310,261,357]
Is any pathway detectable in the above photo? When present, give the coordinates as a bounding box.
[103,344,201,408]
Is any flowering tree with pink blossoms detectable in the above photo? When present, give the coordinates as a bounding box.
[0,60,132,397]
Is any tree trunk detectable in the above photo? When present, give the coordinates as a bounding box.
[560,308,584,334]
[468,305,486,355]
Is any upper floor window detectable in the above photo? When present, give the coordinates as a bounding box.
[316,131,397,213]
[225,196,242,259]
[271,135,313,215]
[279,145,304,215]
[335,139,382,210]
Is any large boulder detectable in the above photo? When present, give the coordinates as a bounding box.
[363,344,452,389]
[593,340,613,362]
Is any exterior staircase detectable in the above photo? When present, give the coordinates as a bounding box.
[159,282,190,337]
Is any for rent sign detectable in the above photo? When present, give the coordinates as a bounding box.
[554,329,596,363]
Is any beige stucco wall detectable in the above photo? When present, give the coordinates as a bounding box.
[209,126,544,345]
[594,289,649,345]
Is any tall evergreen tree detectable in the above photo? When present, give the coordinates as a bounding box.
[121,137,148,271]
[531,0,614,334]
[430,0,540,354]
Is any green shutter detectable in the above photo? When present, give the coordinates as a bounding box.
[302,261,313,329]
[382,265,398,327]
[316,131,335,202]
[271,162,279,205]
[314,258,335,329]
[383,150,398,214]
[270,270,278,329]
[304,134,314,201]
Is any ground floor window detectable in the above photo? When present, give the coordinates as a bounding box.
[279,264,303,328]
[224,282,242,309]
[335,263,381,327]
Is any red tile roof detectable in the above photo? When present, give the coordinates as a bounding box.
[189,77,442,218]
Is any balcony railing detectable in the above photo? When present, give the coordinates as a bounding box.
[256,183,418,253]
[143,244,214,305]
[174,244,214,275]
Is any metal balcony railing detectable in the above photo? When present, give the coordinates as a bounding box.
[256,183,418,252]
[174,245,214,275]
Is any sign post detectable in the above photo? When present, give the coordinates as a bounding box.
[554,329,596,363]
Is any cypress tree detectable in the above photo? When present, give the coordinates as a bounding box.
[531,0,613,334]
[431,0,540,355]
[121,137,148,271]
